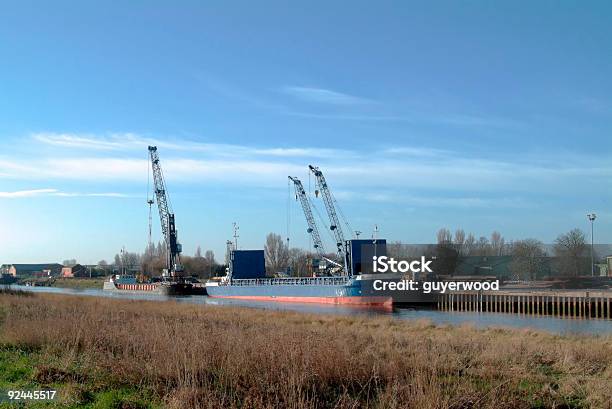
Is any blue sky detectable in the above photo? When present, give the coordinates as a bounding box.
[1,1,611,264]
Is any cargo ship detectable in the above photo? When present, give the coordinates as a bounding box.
[206,275,392,306]
[103,274,192,295]
[206,240,394,307]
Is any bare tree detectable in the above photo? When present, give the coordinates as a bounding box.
[387,241,403,259]
[454,229,466,255]
[62,259,77,266]
[465,233,476,256]
[476,236,491,256]
[123,252,141,270]
[288,248,310,277]
[155,241,166,259]
[436,228,452,245]
[265,233,290,273]
[491,231,505,256]
[554,229,588,276]
[510,239,545,281]
[195,246,203,258]
[204,250,215,266]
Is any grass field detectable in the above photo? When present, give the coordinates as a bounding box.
[49,277,106,290]
[16,277,106,290]
[0,291,611,408]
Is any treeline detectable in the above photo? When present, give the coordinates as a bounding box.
[100,234,328,279]
[264,233,337,276]
[435,228,509,256]
[98,242,223,279]
[84,228,598,281]
[429,227,598,280]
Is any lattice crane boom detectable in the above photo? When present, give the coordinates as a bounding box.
[308,165,347,266]
[288,176,326,258]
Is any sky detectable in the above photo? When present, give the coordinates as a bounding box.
[1,1,611,264]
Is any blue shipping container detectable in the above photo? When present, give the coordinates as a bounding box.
[347,239,387,275]
[231,250,266,279]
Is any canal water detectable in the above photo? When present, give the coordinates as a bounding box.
[12,285,612,336]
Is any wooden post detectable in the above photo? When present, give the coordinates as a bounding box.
[587,292,591,319]
[561,296,565,317]
[527,295,531,315]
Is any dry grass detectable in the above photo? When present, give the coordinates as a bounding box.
[1,293,611,408]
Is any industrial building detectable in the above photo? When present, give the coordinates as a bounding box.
[61,264,88,278]
[1,263,63,277]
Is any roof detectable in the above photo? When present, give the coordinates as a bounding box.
[8,263,63,272]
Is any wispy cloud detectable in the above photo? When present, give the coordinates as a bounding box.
[437,114,524,129]
[3,132,610,198]
[383,147,451,157]
[34,132,181,151]
[53,192,130,198]
[196,74,521,127]
[282,86,375,105]
[0,188,130,199]
[0,189,58,198]
[33,133,347,158]
[284,111,410,121]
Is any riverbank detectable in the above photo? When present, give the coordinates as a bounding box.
[18,277,105,289]
[1,292,611,408]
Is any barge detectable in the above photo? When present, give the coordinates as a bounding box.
[103,274,192,296]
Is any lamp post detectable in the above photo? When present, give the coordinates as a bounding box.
[587,213,597,277]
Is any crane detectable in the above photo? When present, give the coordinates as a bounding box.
[148,146,183,279]
[289,176,344,274]
[308,165,348,273]
[288,176,326,257]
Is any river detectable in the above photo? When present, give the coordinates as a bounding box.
[11,285,612,336]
